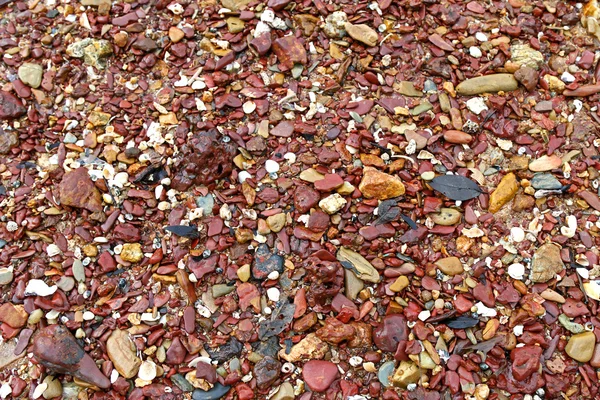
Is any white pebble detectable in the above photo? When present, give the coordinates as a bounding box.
[508,263,525,280]
[561,71,575,83]
[46,244,61,257]
[267,271,280,280]
[267,287,280,302]
[577,267,590,279]
[418,310,431,321]
[283,152,296,163]
[238,171,252,183]
[32,383,47,399]
[25,279,58,297]
[83,311,95,320]
[242,101,256,114]
[510,227,525,242]
[0,383,12,399]
[466,97,488,115]
[474,302,497,317]
[475,32,488,42]
[513,325,524,336]
[560,215,577,238]
[349,356,363,367]
[265,160,280,173]
[469,46,482,58]
[110,369,119,384]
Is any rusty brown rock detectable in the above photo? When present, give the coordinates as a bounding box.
[272,36,307,69]
[57,167,103,213]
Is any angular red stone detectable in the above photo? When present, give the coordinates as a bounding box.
[302,360,339,392]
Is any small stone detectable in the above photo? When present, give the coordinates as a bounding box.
[389,276,409,292]
[254,356,281,389]
[565,331,596,362]
[531,173,562,190]
[510,44,544,70]
[0,128,19,154]
[530,243,565,283]
[359,167,405,200]
[314,174,344,192]
[488,172,519,213]
[266,213,286,232]
[302,360,339,392]
[0,267,14,285]
[272,36,307,69]
[271,121,294,137]
[319,193,347,214]
[512,193,535,211]
[252,244,284,280]
[391,361,420,388]
[192,383,231,400]
[324,11,348,39]
[226,17,245,33]
[66,39,113,69]
[107,329,142,378]
[456,74,519,95]
[435,257,464,276]
[32,325,110,389]
[396,81,423,97]
[344,22,378,46]
[529,155,563,172]
[373,314,408,352]
[510,345,542,380]
[0,303,28,328]
[279,333,328,362]
[237,264,251,282]
[429,208,462,225]
[18,63,43,88]
[169,27,185,43]
[543,74,565,92]
[514,66,539,91]
[0,91,26,120]
[271,382,294,400]
[120,243,144,263]
[42,376,62,400]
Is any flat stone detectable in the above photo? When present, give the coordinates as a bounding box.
[254,356,281,389]
[336,247,380,283]
[488,172,519,213]
[32,325,110,389]
[510,44,544,70]
[272,36,307,69]
[107,329,142,379]
[18,62,43,88]
[531,173,562,190]
[565,331,596,362]
[0,303,28,328]
[302,360,339,392]
[314,174,344,192]
[456,74,519,95]
[529,155,562,172]
[359,166,405,200]
[120,243,143,263]
[271,121,294,137]
[344,22,378,46]
[192,383,231,400]
[530,243,565,283]
[396,81,423,97]
[389,276,409,292]
[435,257,464,276]
[252,244,284,280]
[373,314,408,352]
[57,167,103,213]
[429,208,462,225]
[266,213,286,232]
[391,361,420,388]
[0,91,26,120]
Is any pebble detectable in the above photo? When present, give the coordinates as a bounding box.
[489,173,519,213]
[435,257,464,276]
[319,193,347,214]
[373,314,408,352]
[391,361,420,388]
[18,62,43,88]
[0,267,14,285]
[192,383,231,400]
[42,376,62,399]
[359,167,405,200]
[0,91,26,120]
[252,244,284,280]
[565,331,596,362]
[344,23,378,46]
[510,227,525,242]
[529,155,563,172]
[429,208,462,225]
[531,173,562,190]
[302,360,339,392]
[120,243,144,263]
[466,97,488,115]
[469,46,482,58]
[456,74,518,95]
[107,329,142,378]
[378,360,396,387]
[32,325,110,389]
[508,263,525,280]
[530,243,565,283]
[265,159,280,173]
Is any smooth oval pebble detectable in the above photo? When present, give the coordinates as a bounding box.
[456,74,519,95]
[528,155,563,172]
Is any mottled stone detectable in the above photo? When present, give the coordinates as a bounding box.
[107,329,142,378]
[530,243,564,283]
[359,167,405,200]
[57,167,103,213]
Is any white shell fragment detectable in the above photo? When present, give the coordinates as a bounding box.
[138,360,158,381]
[508,263,525,280]
[25,279,58,297]
[474,302,497,317]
